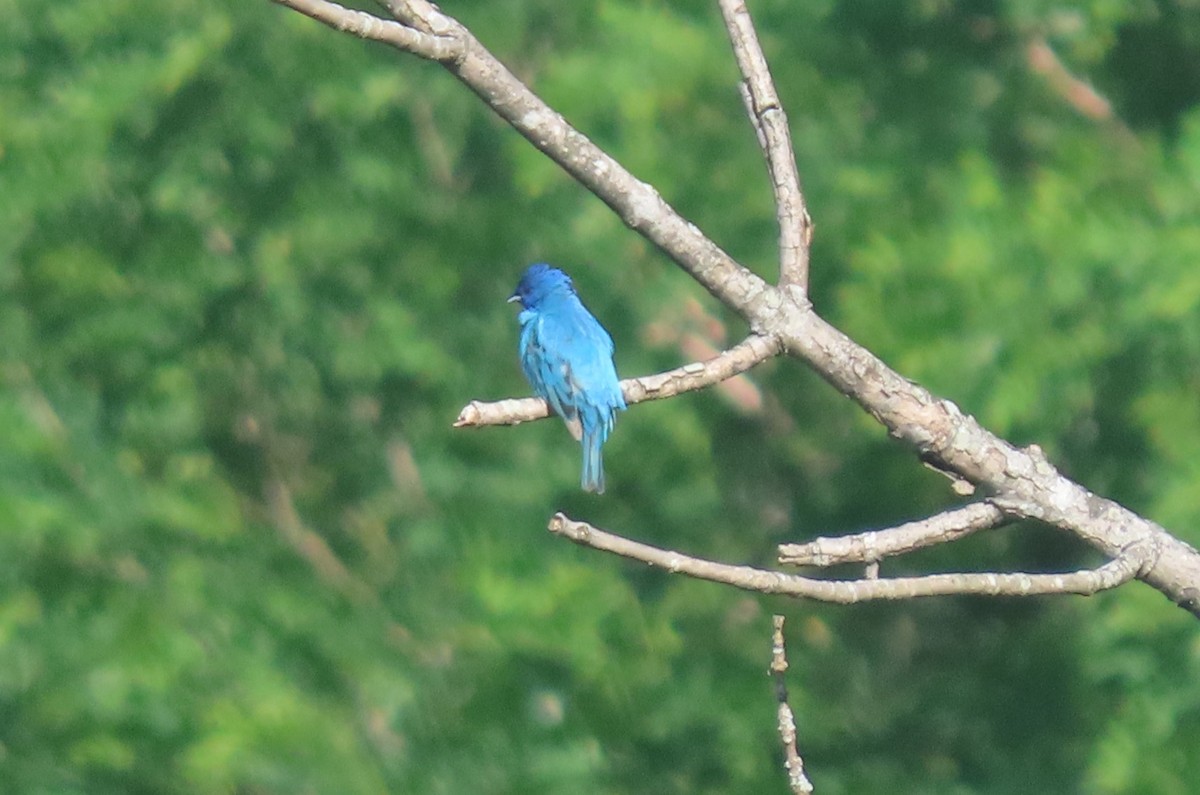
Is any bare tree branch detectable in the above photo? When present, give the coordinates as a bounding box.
[273,0,1200,616]
[453,334,780,428]
[719,0,812,291]
[778,502,1008,567]
[378,0,449,35]
[548,513,1145,602]
[770,616,813,794]
[274,0,459,60]
[274,0,762,309]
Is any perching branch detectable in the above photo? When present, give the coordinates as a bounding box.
[549,513,1145,602]
[454,334,780,428]
[272,0,1200,616]
[778,502,1008,567]
[718,0,812,291]
[770,616,813,795]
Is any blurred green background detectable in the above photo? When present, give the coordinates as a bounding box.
[4,0,1200,792]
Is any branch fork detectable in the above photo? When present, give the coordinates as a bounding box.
[548,512,1145,603]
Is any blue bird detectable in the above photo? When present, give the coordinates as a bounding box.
[509,264,626,493]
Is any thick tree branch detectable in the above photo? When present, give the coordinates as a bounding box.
[549,513,1145,602]
[778,502,1007,567]
[771,309,1200,614]
[453,334,780,428]
[770,616,813,794]
[277,0,765,310]
[719,0,812,291]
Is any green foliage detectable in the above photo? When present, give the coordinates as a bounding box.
[3,0,1200,792]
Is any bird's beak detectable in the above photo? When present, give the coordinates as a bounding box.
[507,294,521,304]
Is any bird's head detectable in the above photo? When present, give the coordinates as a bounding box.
[508,263,574,310]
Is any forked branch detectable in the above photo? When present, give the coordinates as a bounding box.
[278,0,459,59]
[549,513,1145,602]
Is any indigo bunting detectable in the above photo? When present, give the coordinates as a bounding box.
[509,264,626,493]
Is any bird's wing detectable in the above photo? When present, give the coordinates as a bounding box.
[520,312,580,425]
[561,306,625,412]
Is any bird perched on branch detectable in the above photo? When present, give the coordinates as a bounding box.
[509,263,626,493]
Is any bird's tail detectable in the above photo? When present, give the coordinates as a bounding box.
[581,424,606,494]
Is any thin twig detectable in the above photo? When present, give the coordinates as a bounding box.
[453,334,780,428]
[548,513,1143,602]
[718,0,812,291]
[778,502,1008,567]
[771,616,813,794]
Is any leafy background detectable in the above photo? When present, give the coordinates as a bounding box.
[3,0,1200,792]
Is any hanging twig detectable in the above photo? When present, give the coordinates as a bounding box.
[770,616,814,794]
